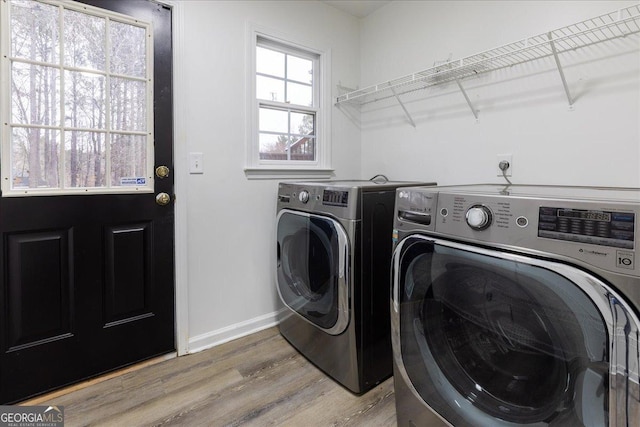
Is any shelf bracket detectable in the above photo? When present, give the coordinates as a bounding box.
[455,79,478,120]
[548,32,574,108]
[336,83,356,95]
[334,101,361,128]
[390,86,416,127]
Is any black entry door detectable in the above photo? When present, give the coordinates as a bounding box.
[0,0,175,403]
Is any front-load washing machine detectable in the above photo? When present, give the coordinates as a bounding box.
[276,179,435,394]
[391,184,640,426]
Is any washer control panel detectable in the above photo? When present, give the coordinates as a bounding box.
[277,183,359,220]
[443,193,514,231]
[393,185,639,276]
[538,207,634,249]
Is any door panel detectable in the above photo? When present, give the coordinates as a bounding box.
[0,0,175,404]
[104,222,153,325]
[6,230,72,350]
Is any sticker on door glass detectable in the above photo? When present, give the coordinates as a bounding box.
[120,177,147,186]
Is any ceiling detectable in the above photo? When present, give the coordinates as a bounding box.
[323,1,391,18]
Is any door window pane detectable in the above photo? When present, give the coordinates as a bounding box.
[110,134,147,187]
[64,70,106,129]
[10,0,59,63]
[65,131,106,187]
[12,62,61,126]
[110,21,146,78]
[63,8,106,71]
[11,127,60,189]
[110,77,147,131]
[2,0,153,195]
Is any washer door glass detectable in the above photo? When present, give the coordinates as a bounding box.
[276,210,349,334]
[394,236,612,427]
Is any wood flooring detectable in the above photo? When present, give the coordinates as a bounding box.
[21,327,397,426]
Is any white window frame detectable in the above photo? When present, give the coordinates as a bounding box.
[245,24,332,180]
[0,0,154,196]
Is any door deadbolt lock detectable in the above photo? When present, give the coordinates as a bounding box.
[156,192,171,206]
[155,165,170,178]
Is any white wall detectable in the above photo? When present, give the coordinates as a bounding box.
[179,0,640,353]
[178,1,361,351]
[359,1,640,187]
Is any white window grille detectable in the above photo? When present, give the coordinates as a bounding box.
[0,0,154,196]
[246,27,332,179]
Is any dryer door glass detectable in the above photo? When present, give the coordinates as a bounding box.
[393,236,613,427]
[276,210,349,334]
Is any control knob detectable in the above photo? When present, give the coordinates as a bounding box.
[466,205,492,230]
[298,190,310,203]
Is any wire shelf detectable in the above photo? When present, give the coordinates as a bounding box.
[336,5,640,107]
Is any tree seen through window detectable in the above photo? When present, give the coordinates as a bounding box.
[4,0,151,193]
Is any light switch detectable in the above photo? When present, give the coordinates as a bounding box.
[189,152,204,174]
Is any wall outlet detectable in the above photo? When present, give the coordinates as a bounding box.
[189,152,204,174]
[497,154,512,177]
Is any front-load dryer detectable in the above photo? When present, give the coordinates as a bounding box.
[391,184,640,426]
[276,179,435,394]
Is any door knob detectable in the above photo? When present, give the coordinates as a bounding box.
[155,165,170,178]
[156,192,171,206]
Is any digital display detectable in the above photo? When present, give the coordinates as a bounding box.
[557,210,611,222]
[538,207,634,249]
[323,190,349,207]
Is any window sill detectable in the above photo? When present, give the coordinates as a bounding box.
[244,167,334,180]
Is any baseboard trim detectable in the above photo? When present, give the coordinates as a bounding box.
[187,309,284,354]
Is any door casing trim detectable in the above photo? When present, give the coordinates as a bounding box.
[158,0,189,356]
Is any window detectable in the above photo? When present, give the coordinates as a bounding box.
[246,28,332,179]
[0,0,153,196]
